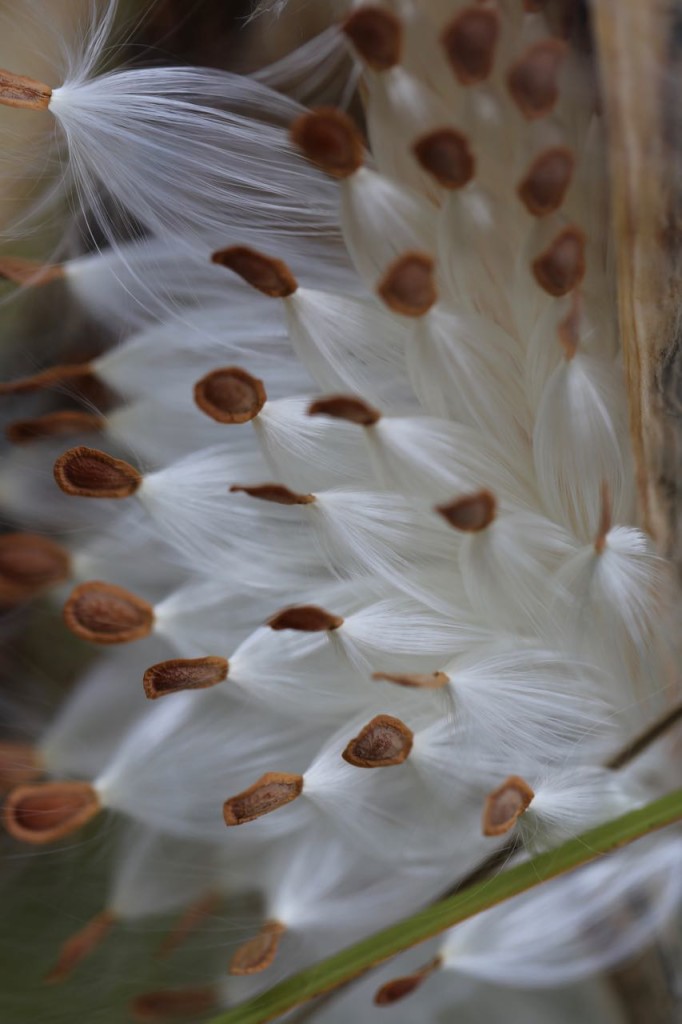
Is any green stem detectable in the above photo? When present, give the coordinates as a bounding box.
[209,788,682,1024]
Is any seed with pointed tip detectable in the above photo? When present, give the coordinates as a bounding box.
[377,252,437,317]
[230,483,316,505]
[223,772,304,826]
[373,670,450,690]
[211,246,298,298]
[267,605,344,632]
[0,362,94,396]
[4,781,101,844]
[194,367,267,424]
[342,7,402,71]
[6,410,105,445]
[0,68,52,110]
[229,920,286,975]
[374,956,443,1005]
[0,255,64,286]
[436,491,497,532]
[143,657,229,699]
[518,147,575,216]
[64,581,155,645]
[507,40,567,120]
[413,128,475,190]
[482,775,535,836]
[0,534,71,595]
[308,394,381,426]
[290,108,364,179]
[45,910,116,984]
[54,446,142,499]
[342,714,414,768]
[532,226,586,296]
[441,6,500,85]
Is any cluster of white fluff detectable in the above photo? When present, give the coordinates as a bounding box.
[0,1,681,1021]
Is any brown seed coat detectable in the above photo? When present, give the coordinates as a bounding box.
[290,108,364,179]
[211,246,298,298]
[143,657,229,699]
[194,367,267,424]
[377,252,437,317]
[436,491,497,532]
[223,772,304,826]
[342,714,414,768]
[342,7,402,71]
[54,446,142,499]
[267,605,344,631]
[64,581,155,644]
[482,775,535,836]
[229,920,286,975]
[4,781,101,844]
[441,6,500,85]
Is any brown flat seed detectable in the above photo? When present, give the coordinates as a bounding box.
[223,772,304,826]
[0,534,71,590]
[194,367,267,424]
[507,39,567,120]
[268,605,344,632]
[54,446,142,498]
[482,775,535,836]
[158,891,222,959]
[64,581,155,644]
[441,6,500,85]
[131,989,217,1023]
[518,146,575,216]
[4,781,101,844]
[0,256,64,286]
[595,482,612,555]
[413,128,475,190]
[377,252,437,317]
[374,957,443,1005]
[0,68,52,110]
[436,491,497,532]
[230,483,315,505]
[211,246,298,298]
[373,670,450,690]
[143,657,228,699]
[342,714,414,768]
[45,910,116,984]
[532,225,586,296]
[0,742,42,790]
[6,410,105,444]
[229,920,286,975]
[290,108,364,179]
[342,7,402,71]
[0,362,93,396]
[308,394,381,426]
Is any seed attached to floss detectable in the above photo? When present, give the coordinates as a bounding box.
[436,491,497,532]
[6,410,105,445]
[377,252,437,317]
[342,6,403,72]
[0,362,94,396]
[507,39,568,120]
[342,714,414,768]
[194,366,267,424]
[290,108,365,180]
[0,533,71,597]
[0,68,52,110]
[518,147,575,217]
[54,446,142,499]
[143,657,229,700]
[441,5,500,85]
[374,956,443,1005]
[229,920,287,975]
[230,483,316,505]
[44,910,116,984]
[4,781,101,844]
[308,394,381,427]
[0,255,64,286]
[64,581,155,645]
[158,891,222,959]
[223,772,304,826]
[267,605,344,632]
[413,128,475,190]
[211,246,298,298]
[482,775,535,836]
[373,671,450,690]
[594,483,612,556]
[531,225,586,296]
